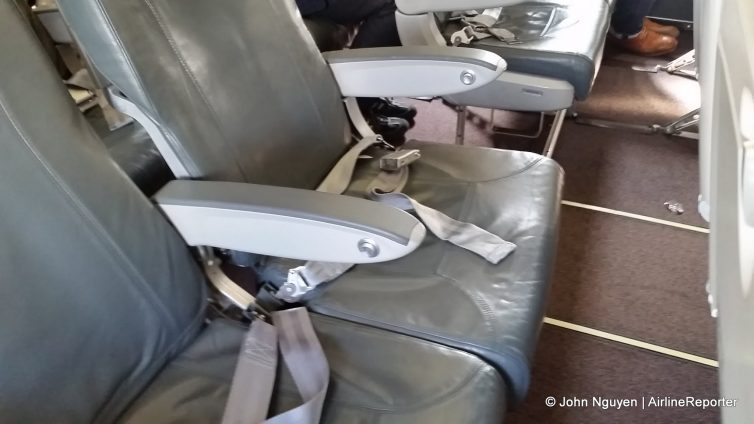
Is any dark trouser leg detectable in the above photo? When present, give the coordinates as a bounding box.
[611,0,657,36]
[312,0,400,48]
[349,3,400,48]
[310,0,407,144]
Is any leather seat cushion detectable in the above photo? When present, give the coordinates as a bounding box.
[307,142,563,403]
[443,0,612,100]
[121,315,507,423]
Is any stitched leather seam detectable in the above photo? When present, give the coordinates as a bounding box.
[311,303,529,394]
[312,314,494,412]
[307,363,489,414]
[442,179,538,378]
[313,303,497,365]
[435,182,495,339]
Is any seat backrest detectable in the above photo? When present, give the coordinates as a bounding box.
[58,0,351,189]
[0,3,206,422]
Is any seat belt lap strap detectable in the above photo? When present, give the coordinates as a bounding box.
[222,320,278,424]
[368,169,516,264]
[468,7,502,28]
[372,192,515,264]
[275,138,517,302]
[451,8,520,45]
[267,308,329,424]
[316,135,383,195]
[221,308,329,424]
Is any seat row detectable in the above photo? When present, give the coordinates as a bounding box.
[1,0,611,421]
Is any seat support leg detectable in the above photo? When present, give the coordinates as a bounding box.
[543,109,567,158]
[654,108,700,139]
[455,105,467,145]
[489,110,545,139]
[575,108,700,140]
[632,49,697,79]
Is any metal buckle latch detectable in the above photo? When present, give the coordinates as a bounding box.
[276,266,312,303]
[379,149,421,172]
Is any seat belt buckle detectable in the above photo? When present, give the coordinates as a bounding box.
[379,149,421,172]
[276,266,312,303]
[451,26,477,46]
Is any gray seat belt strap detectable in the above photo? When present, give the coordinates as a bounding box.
[468,7,503,28]
[368,168,516,264]
[275,137,382,302]
[267,308,329,424]
[277,140,516,301]
[222,307,329,424]
[316,135,384,194]
[222,319,278,424]
[451,8,519,45]
[377,193,515,263]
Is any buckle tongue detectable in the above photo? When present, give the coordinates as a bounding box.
[276,266,312,303]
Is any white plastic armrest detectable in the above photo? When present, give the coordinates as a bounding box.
[155,180,426,264]
[397,0,526,15]
[324,46,506,97]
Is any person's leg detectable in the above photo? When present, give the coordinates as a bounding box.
[349,2,400,48]
[610,0,677,56]
[611,0,657,36]
[312,0,400,48]
[309,0,411,144]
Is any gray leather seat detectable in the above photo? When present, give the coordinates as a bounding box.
[442,0,614,100]
[58,0,562,402]
[122,317,507,423]
[309,141,561,401]
[0,3,506,422]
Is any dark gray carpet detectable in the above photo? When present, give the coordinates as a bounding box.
[548,206,716,359]
[575,34,698,125]
[507,325,720,424]
[406,100,549,153]
[553,122,706,227]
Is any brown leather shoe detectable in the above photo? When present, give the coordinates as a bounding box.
[644,18,681,38]
[612,28,678,56]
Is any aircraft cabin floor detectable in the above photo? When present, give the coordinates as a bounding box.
[406,32,719,423]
